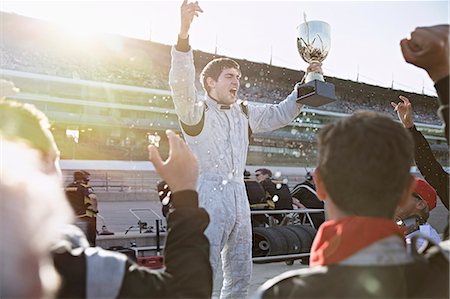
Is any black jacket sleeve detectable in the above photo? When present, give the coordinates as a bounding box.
[434,76,449,144]
[175,35,191,52]
[409,126,449,210]
[118,190,212,298]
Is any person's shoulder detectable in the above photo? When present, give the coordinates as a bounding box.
[253,267,329,299]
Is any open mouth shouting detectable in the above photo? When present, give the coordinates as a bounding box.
[230,87,238,98]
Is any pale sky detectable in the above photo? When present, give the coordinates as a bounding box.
[1,0,448,96]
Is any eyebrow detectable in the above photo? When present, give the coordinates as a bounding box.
[224,72,240,76]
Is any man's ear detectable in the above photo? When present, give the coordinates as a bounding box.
[206,77,216,89]
[313,168,328,201]
[398,175,417,207]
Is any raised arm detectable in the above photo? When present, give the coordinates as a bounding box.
[168,0,204,125]
[248,63,322,133]
[120,130,211,298]
[391,95,449,210]
[179,0,203,40]
[400,25,449,141]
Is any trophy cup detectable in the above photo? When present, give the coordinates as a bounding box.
[296,18,336,107]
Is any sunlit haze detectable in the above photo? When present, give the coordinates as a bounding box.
[2,0,448,96]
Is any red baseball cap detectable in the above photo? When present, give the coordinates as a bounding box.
[414,178,437,211]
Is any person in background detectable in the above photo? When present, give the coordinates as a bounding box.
[391,95,448,211]
[0,91,213,298]
[0,110,73,298]
[157,180,172,218]
[398,24,449,240]
[244,170,270,227]
[65,170,98,246]
[253,111,449,298]
[256,168,293,223]
[396,177,441,249]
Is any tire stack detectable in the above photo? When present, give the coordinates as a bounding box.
[252,225,317,263]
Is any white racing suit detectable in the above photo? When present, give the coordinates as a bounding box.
[169,47,303,298]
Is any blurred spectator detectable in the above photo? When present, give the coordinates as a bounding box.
[253,111,449,298]
[245,170,266,205]
[0,96,212,298]
[157,180,172,218]
[0,138,73,299]
[256,168,293,210]
[0,96,74,298]
[396,178,441,249]
[391,95,449,211]
[256,168,293,223]
[244,170,270,227]
[399,24,449,240]
[65,170,98,246]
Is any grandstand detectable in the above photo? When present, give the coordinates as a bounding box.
[1,11,447,170]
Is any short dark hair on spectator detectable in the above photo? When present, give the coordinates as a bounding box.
[317,111,414,218]
[200,58,240,94]
[256,168,272,178]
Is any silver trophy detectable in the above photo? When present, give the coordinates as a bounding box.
[296,17,336,107]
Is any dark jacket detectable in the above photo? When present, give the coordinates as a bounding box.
[409,126,449,210]
[53,190,212,298]
[291,180,325,227]
[245,179,266,205]
[65,181,96,217]
[435,76,449,143]
[260,179,293,210]
[255,260,449,298]
[254,241,449,299]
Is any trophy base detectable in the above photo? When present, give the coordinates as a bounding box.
[296,80,337,107]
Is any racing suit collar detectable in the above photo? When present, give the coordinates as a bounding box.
[205,95,234,111]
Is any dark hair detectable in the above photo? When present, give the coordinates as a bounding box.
[200,58,240,94]
[74,170,90,182]
[255,168,272,178]
[0,100,58,158]
[317,111,414,218]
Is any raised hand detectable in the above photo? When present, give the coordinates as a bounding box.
[390,95,414,129]
[179,0,203,39]
[148,129,198,193]
[400,25,449,82]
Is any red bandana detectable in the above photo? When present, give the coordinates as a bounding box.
[310,216,405,267]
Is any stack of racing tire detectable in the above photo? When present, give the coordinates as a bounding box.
[252,225,317,265]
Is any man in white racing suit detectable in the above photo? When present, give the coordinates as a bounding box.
[168,1,320,297]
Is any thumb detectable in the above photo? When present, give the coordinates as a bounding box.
[148,145,164,171]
